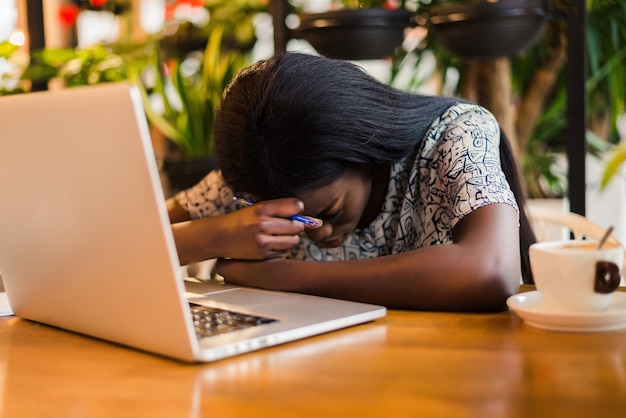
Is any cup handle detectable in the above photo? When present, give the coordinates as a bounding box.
[594,261,621,294]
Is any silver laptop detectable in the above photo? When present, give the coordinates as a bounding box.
[0,82,386,362]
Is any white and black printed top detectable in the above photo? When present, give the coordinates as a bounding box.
[174,103,519,261]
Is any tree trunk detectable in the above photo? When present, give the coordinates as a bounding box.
[459,58,518,159]
[515,37,568,157]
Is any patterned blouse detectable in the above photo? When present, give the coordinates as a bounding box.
[174,103,519,261]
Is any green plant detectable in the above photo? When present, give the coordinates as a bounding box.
[515,0,626,197]
[0,42,18,59]
[163,0,267,58]
[15,28,245,160]
[392,0,626,198]
[132,26,247,158]
[601,141,626,188]
[22,43,129,87]
[0,41,25,95]
[203,0,267,48]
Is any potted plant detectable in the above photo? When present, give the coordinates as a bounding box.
[131,25,247,193]
[21,43,130,87]
[393,0,625,200]
[512,0,626,198]
[293,0,416,60]
[160,0,267,59]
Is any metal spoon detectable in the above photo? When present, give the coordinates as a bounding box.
[596,225,615,250]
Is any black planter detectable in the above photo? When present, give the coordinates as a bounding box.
[161,156,218,194]
[294,9,415,61]
[160,24,256,59]
[428,0,549,59]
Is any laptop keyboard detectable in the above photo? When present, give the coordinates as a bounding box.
[189,302,278,339]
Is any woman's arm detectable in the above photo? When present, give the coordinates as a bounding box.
[167,198,193,223]
[216,203,520,311]
[168,197,318,265]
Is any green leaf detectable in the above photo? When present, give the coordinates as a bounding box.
[128,63,184,144]
[33,47,77,67]
[0,41,18,58]
[601,143,626,189]
[20,63,59,82]
[171,62,197,153]
[203,25,225,85]
[125,23,247,158]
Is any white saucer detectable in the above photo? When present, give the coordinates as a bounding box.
[507,291,626,332]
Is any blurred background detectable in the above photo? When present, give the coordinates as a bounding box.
[1,0,625,242]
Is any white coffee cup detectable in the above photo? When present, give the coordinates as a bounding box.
[529,240,624,312]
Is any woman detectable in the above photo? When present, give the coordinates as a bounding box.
[168,52,536,311]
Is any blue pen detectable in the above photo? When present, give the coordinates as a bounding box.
[233,197,323,227]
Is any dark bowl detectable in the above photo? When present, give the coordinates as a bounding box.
[294,9,415,60]
[428,0,549,59]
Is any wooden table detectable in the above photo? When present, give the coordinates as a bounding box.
[1,286,626,418]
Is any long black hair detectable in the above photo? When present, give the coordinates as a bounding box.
[214,52,535,283]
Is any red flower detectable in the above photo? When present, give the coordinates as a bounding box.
[165,3,176,21]
[58,4,80,27]
[89,0,109,7]
[176,0,205,6]
[382,0,400,10]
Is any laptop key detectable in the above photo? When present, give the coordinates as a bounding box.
[189,303,278,339]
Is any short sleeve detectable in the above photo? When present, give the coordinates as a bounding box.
[173,170,236,219]
[429,105,519,227]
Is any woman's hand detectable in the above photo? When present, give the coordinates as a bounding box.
[171,197,321,265]
[223,198,321,260]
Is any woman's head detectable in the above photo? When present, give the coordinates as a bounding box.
[213,52,454,200]
[213,52,536,279]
